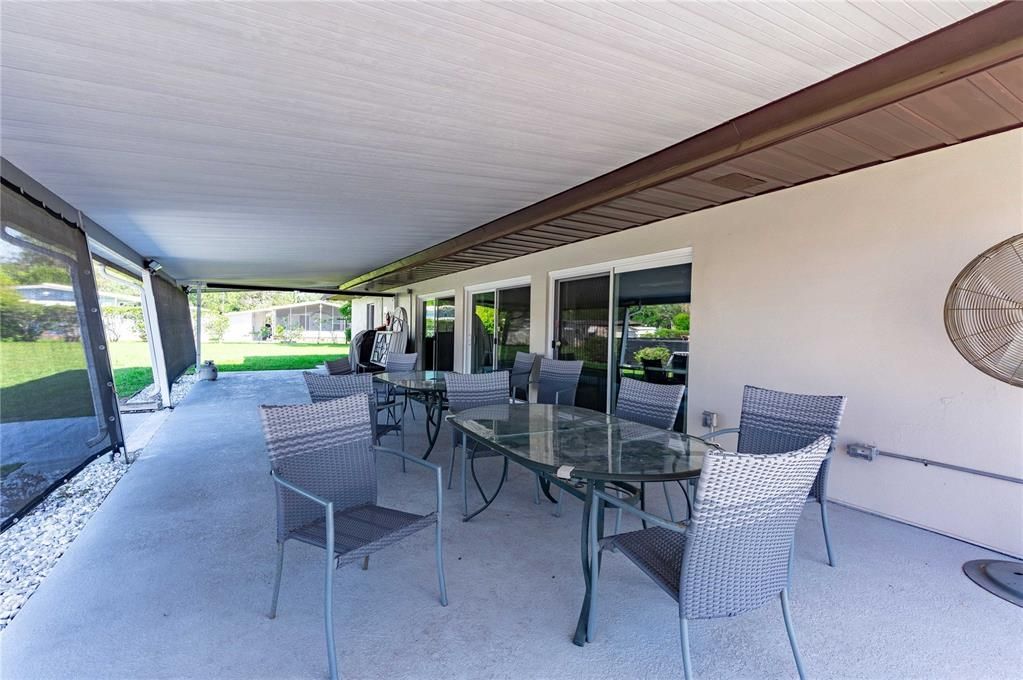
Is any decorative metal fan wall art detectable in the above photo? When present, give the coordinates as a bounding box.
[944,233,1023,388]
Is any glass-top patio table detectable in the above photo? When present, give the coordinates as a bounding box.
[449,403,718,647]
[373,371,448,459]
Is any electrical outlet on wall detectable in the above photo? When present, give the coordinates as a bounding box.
[702,411,718,429]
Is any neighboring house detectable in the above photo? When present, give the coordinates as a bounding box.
[16,283,137,307]
[224,301,347,343]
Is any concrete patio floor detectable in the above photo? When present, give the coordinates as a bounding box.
[1,371,1019,680]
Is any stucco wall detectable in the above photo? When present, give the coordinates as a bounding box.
[354,130,1023,556]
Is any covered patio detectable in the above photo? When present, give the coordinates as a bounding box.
[1,2,1022,679]
[1,370,1019,679]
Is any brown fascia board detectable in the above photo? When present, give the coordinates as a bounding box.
[340,2,1023,290]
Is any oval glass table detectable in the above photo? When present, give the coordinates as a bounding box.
[373,371,448,459]
[449,403,718,647]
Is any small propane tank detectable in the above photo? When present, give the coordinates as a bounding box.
[198,360,219,381]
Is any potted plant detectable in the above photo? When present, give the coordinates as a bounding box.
[634,346,672,367]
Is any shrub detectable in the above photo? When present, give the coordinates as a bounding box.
[206,313,229,342]
[673,312,690,335]
[282,323,305,344]
[634,346,671,365]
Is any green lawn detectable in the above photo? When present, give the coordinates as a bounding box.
[0,341,96,421]
[108,341,349,396]
[0,341,349,422]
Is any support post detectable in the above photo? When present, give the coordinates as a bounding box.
[141,271,172,408]
[194,282,203,367]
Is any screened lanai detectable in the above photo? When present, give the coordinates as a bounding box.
[0,2,1020,680]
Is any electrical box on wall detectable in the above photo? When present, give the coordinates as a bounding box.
[702,411,718,429]
[847,443,878,461]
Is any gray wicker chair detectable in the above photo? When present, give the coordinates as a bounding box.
[706,385,846,566]
[324,356,355,375]
[508,351,537,401]
[536,358,584,406]
[260,393,447,680]
[553,378,687,520]
[303,372,373,404]
[301,372,404,451]
[612,378,687,524]
[384,352,418,373]
[380,352,418,413]
[444,371,511,518]
[590,436,832,680]
[615,377,685,429]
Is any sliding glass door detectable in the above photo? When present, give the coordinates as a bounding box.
[554,275,610,412]
[552,259,691,428]
[470,285,531,373]
[421,296,455,371]
[495,286,530,370]
[611,263,692,429]
[469,291,495,373]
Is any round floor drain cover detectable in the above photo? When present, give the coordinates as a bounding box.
[963,560,1023,607]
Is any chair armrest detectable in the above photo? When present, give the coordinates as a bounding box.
[703,427,740,441]
[374,446,443,514]
[592,488,688,535]
[375,446,441,473]
[552,386,577,405]
[271,471,331,507]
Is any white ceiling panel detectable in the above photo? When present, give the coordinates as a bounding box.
[0,0,993,287]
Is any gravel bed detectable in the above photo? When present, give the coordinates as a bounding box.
[0,374,196,631]
[124,372,198,408]
[0,456,129,630]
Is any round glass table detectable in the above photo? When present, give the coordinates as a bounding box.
[373,371,448,459]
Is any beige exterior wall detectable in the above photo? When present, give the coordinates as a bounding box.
[353,130,1023,556]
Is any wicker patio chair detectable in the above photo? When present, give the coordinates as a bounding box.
[444,371,511,518]
[324,356,353,375]
[615,377,684,429]
[706,385,846,566]
[590,436,832,680]
[611,378,687,525]
[301,372,404,451]
[552,378,687,520]
[260,394,447,680]
[508,351,537,401]
[303,372,373,405]
[536,357,584,406]
[529,358,585,508]
[379,351,419,428]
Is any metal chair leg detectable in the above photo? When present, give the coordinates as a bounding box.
[361,556,369,571]
[324,514,338,680]
[431,466,448,605]
[269,541,284,619]
[820,499,836,567]
[554,486,564,517]
[679,617,693,680]
[460,434,469,518]
[447,438,457,490]
[534,474,541,504]
[662,482,677,522]
[587,496,601,641]
[780,589,807,680]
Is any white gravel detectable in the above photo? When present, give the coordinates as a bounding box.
[0,456,128,630]
[124,372,198,408]
[0,374,198,631]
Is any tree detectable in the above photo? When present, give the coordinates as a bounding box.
[206,313,229,342]
[474,305,495,335]
[101,306,146,342]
